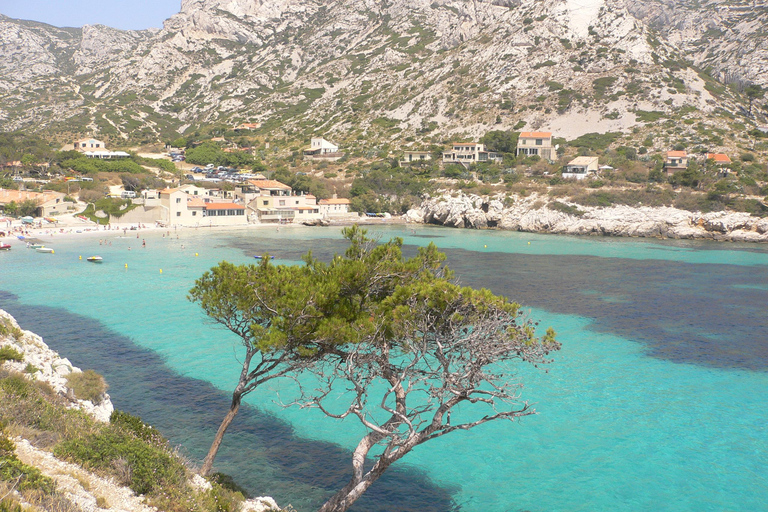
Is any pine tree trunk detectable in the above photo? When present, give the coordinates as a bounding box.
[317,460,391,512]
[199,393,241,476]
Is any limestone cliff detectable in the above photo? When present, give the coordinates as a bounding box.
[0,0,766,142]
[407,192,768,242]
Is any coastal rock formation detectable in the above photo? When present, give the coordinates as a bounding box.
[407,192,768,242]
[0,309,114,422]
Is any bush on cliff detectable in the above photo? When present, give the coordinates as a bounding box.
[65,369,108,404]
[0,369,248,512]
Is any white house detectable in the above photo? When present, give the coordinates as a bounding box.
[304,138,344,161]
[562,156,599,180]
[318,197,352,216]
[399,151,433,166]
[236,179,322,223]
[442,143,501,167]
[516,132,554,162]
[73,138,106,151]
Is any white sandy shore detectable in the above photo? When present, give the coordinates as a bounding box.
[0,210,407,244]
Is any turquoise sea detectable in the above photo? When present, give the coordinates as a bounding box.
[1,225,767,511]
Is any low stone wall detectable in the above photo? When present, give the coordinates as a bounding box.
[406,192,768,242]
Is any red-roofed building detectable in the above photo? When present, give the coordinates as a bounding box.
[706,153,731,164]
[234,179,322,224]
[516,132,554,162]
[664,150,688,173]
[318,197,352,216]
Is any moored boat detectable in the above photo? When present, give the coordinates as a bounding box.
[0,243,11,251]
[86,256,103,263]
[36,247,54,254]
[254,255,275,259]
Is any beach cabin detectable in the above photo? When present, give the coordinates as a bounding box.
[562,156,599,180]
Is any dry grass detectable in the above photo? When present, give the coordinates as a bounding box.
[65,370,108,404]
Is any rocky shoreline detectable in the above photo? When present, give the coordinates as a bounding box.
[0,309,280,512]
[406,192,768,242]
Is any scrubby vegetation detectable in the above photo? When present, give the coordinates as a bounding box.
[0,369,255,512]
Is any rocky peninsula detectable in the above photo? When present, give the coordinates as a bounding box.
[406,192,768,243]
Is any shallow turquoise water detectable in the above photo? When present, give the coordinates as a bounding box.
[1,225,767,511]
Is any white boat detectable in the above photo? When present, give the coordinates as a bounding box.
[36,247,54,254]
[27,243,44,249]
[86,256,103,263]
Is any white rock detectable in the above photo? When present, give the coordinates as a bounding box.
[240,496,280,512]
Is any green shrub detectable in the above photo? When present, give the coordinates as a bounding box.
[55,427,185,495]
[0,319,23,341]
[110,410,164,444]
[548,201,585,217]
[66,370,108,404]
[0,347,23,363]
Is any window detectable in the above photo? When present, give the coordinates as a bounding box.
[176,198,181,203]
[192,211,197,216]
[176,212,181,217]
[536,139,543,146]
[279,200,286,206]
[263,200,268,206]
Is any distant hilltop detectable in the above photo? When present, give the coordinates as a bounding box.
[0,0,766,145]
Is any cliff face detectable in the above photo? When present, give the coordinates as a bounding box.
[407,192,768,242]
[0,0,766,141]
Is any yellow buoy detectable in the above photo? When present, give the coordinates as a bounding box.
[125,263,128,269]
[484,245,487,248]
[79,255,82,260]
[160,269,163,274]
[195,253,198,257]
[528,242,531,245]
[51,250,54,254]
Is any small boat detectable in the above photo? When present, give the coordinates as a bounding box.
[86,256,103,263]
[16,235,25,240]
[254,255,275,260]
[0,243,11,251]
[27,243,44,249]
[36,247,54,254]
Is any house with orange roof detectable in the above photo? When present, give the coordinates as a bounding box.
[158,187,248,226]
[318,197,352,216]
[233,179,323,223]
[516,132,554,162]
[442,143,501,167]
[664,150,688,173]
[706,153,731,165]
[234,123,261,131]
[0,189,73,217]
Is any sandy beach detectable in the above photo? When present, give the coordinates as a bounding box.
[0,209,408,245]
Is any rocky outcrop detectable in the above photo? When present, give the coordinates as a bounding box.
[0,309,114,422]
[407,192,768,242]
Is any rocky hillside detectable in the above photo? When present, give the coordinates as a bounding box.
[0,0,766,145]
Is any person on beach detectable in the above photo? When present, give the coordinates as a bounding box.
[142,239,146,248]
